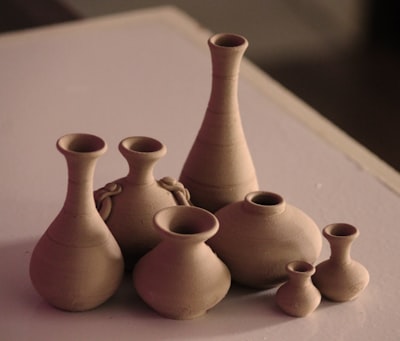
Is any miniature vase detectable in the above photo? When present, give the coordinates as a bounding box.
[312,223,369,302]
[275,261,321,317]
[133,205,231,320]
[94,136,190,269]
[29,133,124,311]
[208,191,322,289]
[179,33,258,212]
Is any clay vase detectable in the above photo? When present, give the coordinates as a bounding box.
[133,205,231,320]
[312,223,369,302]
[29,133,124,311]
[275,261,321,317]
[179,33,258,212]
[208,191,322,289]
[94,136,190,270]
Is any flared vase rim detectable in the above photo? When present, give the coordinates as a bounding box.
[286,260,315,277]
[208,33,248,50]
[323,223,359,241]
[153,205,219,242]
[56,133,107,157]
[119,136,166,159]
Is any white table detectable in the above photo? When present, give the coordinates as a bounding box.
[1,6,399,340]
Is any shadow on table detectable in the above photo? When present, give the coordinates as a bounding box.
[0,238,294,339]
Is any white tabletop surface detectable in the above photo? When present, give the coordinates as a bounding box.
[1,6,399,341]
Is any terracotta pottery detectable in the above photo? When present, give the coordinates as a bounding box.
[29,133,124,311]
[312,223,369,302]
[179,33,258,212]
[275,261,321,317]
[208,191,322,289]
[94,136,190,269]
[133,205,231,320]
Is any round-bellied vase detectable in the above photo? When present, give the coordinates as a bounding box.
[276,261,321,317]
[312,223,369,302]
[208,191,322,289]
[29,133,124,311]
[133,205,231,320]
[94,136,190,269]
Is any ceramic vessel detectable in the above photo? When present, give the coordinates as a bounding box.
[275,261,321,317]
[179,33,258,212]
[133,205,231,320]
[312,223,369,302]
[94,136,190,269]
[29,133,124,311]
[208,191,322,289]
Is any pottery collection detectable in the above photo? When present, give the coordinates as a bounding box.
[29,33,369,319]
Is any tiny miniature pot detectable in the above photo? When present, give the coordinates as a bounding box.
[312,223,369,302]
[276,261,321,317]
[133,205,231,320]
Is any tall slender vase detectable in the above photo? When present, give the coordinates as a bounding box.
[95,136,190,269]
[29,133,124,311]
[276,261,321,317]
[312,223,369,302]
[133,205,231,320]
[179,33,258,212]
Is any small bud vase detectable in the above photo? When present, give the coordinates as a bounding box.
[312,223,369,302]
[276,261,321,317]
[208,191,322,289]
[29,133,124,311]
[94,136,190,269]
[179,33,258,212]
[133,205,231,320]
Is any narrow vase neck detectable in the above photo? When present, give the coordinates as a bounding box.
[286,261,315,287]
[207,33,248,115]
[119,136,166,185]
[323,224,359,265]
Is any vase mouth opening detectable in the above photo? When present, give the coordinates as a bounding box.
[247,191,284,206]
[324,223,359,239]
[286,260,315,275]
[209,33,247,48]
[57,133,106,154]
[120,136,165,154]
[154,206,218,241]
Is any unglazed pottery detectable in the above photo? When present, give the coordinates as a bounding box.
[208,191,322,289]
[276,261,321,317]
[133,205,231,320]
[312,223,369,302]
[30,133,124,311]
[179,33,258,212]
[94,136,190,269]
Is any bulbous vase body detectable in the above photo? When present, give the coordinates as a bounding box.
[312,223,369,302]
[179,33,258,212]
[29,133,124,311]
[208,191,322,289]
[133,205,231,320]
[276,261,321,317]
[95,136,190,269]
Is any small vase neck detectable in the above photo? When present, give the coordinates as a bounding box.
[243,191,286,216]
[119,136,166,185]
[207,33,248,115]
[323,223,359,265]
[286,261,315,287]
